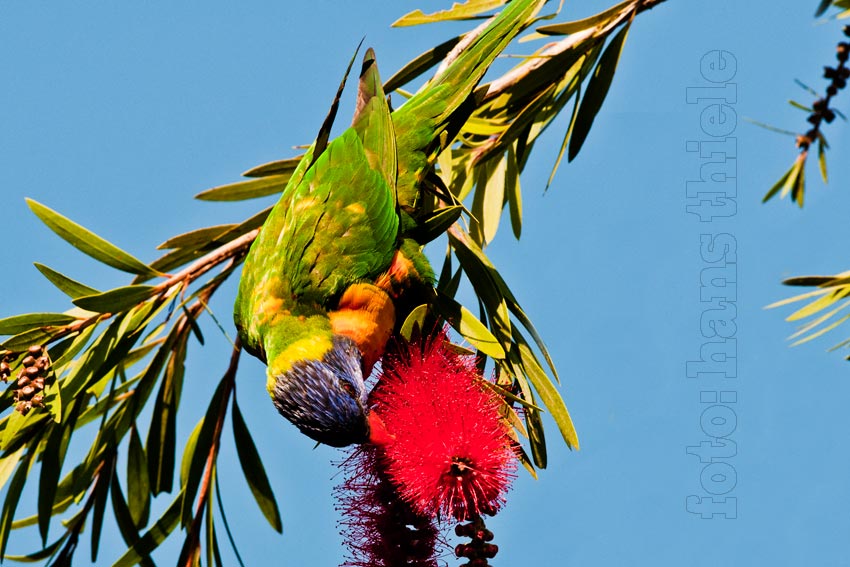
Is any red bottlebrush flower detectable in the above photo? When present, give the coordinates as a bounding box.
[335,445,441,567]
[371,333,517,522]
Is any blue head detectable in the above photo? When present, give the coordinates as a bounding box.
[270,335,380,447]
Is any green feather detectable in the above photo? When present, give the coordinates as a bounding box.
[234,0,544,415]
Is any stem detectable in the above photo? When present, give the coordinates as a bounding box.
[480,0,669,102]
[180,338,241,567]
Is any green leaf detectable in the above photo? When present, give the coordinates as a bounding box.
[73,285,157,314]
[818,138,828,183]
[393,0,505,26]
[26,199,159,278]
[194,175,289,201]
[763,161,800,203]
[33,263,100,299]
[0,328,57,352]
[181,376,229,526]
[537,0,632,36]
[214,474,247,567]
[242,156,303,178]
[0,448,24,493]
[568,22,630,162]
[0,445,36,559]
[147,334,188,495]
[0,313,76,337]
[506,145,523,239]
[383,36,462,93]
[111,489,184,567]
[816,0,834,16]
[525,397,548,468]
[157,225,237,250]
[109,476,156,567]
[183,306,205,346]
[4,535,67,563]
[128,425,151,528]
[232,397,283,533]
[517,338,579,449]
[180,421,204,489]
[409,206,464,244]
[788,99,813,112]
[38,420,71,544]
[91,451,116,562]
[434,291,505,358]
[548,80,582,187]
[400,304,431,341]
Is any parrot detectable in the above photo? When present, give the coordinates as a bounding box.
[233,0,544,448]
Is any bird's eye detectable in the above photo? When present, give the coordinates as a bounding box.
[339,380,358,399]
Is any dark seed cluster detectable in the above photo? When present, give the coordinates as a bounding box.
[797,26,850,151]
[455,514,498,567]
[11,345,50,415]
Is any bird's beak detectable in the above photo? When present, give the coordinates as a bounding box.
[367,411,395,446]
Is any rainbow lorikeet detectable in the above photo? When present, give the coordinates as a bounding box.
[234,0,544,447]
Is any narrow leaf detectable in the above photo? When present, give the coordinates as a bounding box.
[0,313,76,336]
[0,446,36,559]
[393,0,504,26]
[242,156,302,178]
[157,225,236,250]
[537,0,632,35]
[568,22,631,162]
[409,206,464,244]
[26,199,158,278]
[111,490,184,567]
[818,138,828,183]
[232,397,283,533]
[33,264,99,299]
[763,161,799,203]
[383,36,462,93]
[109,476,155,567]
[127,425,151,528]
[517,339,579,449]
[506,145,523,239]
[72,285,157,314]
[434,292,505,358]
[194,175,289,201]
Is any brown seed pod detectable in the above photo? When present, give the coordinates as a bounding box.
[21,385,35,398]
[24,366,40,378]
[31,394,44,408]
[27,345,43,356]
[17,376,30,388]
[21,356,36,368]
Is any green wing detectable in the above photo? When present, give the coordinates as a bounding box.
[235,50,398,360]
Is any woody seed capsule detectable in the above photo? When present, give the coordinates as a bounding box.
[27,345,42,356]
[21,385,35,397]
[21,356,35,367]
[17,376,30,388]
[25,366,40,377]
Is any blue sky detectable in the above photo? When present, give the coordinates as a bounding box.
[2,1,850,565]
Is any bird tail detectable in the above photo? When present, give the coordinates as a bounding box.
[393,0,545,207]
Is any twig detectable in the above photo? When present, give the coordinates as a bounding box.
[181,338,241,567]
[480,0,669,102]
